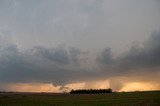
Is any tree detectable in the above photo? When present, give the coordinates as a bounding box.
[70,88,113,94]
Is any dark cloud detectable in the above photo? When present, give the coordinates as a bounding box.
[0,43,92,85]
[118,31,160,70]
[32,46,70,64]
[0,31,160,90]
[97,31,160,74]
[96,32,160,90]
[96,48,113,65]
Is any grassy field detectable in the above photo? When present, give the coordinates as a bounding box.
[0,91,160,106]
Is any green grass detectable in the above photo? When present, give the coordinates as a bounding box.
[0,91,160,106]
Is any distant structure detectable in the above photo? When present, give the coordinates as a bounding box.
[70,88,112,94]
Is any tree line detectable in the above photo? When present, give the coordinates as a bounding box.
[70,88,112,94]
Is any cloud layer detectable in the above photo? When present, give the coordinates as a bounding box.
[97,31,160,73]
[0,31,160,91]
[0,0,160,91]
[0,43,92,85]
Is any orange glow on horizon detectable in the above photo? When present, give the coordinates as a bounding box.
[3,83,61,92]
[120,82,160,92]
[1,81,160,92]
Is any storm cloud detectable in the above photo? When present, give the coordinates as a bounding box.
[0,0,160,91]
[0,42,92,85]
[0,32,160,88]
[97,31,160,77]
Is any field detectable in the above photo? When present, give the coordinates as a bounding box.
[0,91,160,106]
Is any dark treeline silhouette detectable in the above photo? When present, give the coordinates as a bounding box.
[70,88,112,94]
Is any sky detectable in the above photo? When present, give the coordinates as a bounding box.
[0,0,160,92]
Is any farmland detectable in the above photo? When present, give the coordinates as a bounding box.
[0,91,160,106]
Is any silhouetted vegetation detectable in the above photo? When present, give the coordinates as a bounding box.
[70,88,112,94]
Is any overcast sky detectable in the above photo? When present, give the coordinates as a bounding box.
[0,0,160,92]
